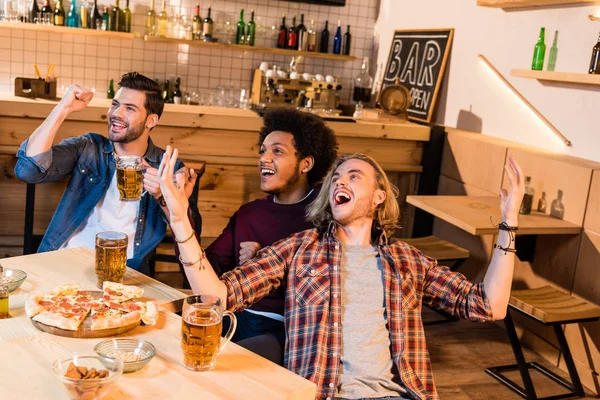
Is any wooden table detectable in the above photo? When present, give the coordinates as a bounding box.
[0,248,316,400]
[406,195,582,235]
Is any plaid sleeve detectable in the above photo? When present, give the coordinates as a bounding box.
[421,254,494,322]
[221,235,298,312]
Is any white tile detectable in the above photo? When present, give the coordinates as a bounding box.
[61,42,74,55]
[0,28,11,38]
[48,53,61,64]
[11,37,23,49]
[97,57,109,69]
[11,49,23,62]
[86,45,98,56]
[24,31,36,39]
[120,47,133,59]
[73,43,86,55]
[96,69,109,81]
[0,63,9,73]
[73,67,85,79]
[85,56,96,68]
[60,65,73,77]
[24,52,36,64]
[121,59,132,70]
[62,33,74,42]
[0,40,10,50]
[154,62,165,74]
[11,29,23,38]
[74,34,86,44]
[74,55,85,66]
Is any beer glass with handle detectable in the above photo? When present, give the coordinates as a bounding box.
[181,295,237,371]
[115,155,145,201]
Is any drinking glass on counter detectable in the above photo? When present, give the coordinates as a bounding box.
[181,295,237,371]
[95,231,128,288]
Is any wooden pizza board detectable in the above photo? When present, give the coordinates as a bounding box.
[30,290,141,339]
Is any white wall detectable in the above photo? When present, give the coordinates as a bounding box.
[375,0,600,162]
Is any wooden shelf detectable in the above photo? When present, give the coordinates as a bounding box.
[511,69,600,86]
[144,36,357,61]
[477,0,599,8]
[0,21,138,38]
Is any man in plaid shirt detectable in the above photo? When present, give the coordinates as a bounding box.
[160,149,525,400]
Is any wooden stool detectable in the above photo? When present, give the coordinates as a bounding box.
[485,286,600,400]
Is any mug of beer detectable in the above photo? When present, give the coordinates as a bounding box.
[95,231,128,289]
[115,155,144,201]
[181,295,237,371]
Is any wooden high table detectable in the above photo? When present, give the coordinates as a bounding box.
[0,248,316,400]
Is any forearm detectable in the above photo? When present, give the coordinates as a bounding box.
[483,229,515,319]
[25,104,70,156]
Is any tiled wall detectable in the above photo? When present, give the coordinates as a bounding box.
[0,0,379,103]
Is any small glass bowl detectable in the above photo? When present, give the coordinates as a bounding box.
[3,268,27,292]
[52,355,123,400]
[94,338,156,373]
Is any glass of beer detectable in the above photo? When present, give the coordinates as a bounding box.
[95,231,128,289]
[181,295,237,371]
[115,155,144,201]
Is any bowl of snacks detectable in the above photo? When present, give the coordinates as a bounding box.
[3,268,27,292]
[94,338,156,373]
[52,355,123,400]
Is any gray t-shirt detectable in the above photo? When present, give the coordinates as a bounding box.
[336,244,407,399]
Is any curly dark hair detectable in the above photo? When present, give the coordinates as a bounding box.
[258,109,338,187]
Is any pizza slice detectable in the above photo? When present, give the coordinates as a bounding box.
[90,302,142,330]
[105,299,159,326]
[102,282,144,306]
[28,290,94,330]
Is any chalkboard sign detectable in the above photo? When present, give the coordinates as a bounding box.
[380,29,454,123]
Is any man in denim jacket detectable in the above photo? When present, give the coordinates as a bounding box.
[14,72,201,274]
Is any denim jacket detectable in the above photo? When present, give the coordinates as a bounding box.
[14,133,201,273]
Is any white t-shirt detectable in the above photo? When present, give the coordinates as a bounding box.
[61,173,140,259]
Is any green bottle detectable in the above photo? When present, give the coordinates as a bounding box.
[122,0,131,32]
[531,27,546,71]
[235,9,245,45]
[246,9,255,46]
[107,79,115,99]
[547,30,558,72]
[53,0,65,25]
[109,0,121,32]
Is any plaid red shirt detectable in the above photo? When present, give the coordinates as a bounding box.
[222,226,494,400]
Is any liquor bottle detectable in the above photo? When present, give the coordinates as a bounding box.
[537,191,547,213]
[307,19,317,52]
[80,1,89,28]
[589,32,600,74]
[90,0,103,29]
[102,6,109,30]
[352,57,373,105]
[157,0,168,37]
[333,19,342,55]
[0,265,8,319]
[54,0,65,25]
[277,13,287,49]
[66,0,80,27]
[107,79,115,99]
[235,9,245,45]
[163,80,174,103]
[41,0,52,21]
[145,0,156,35]
[109,0,120,31]
[531,27,546,71]
[173,77,182,104]
[246,9,255,46]
[547,30,558,72]
[319,20,329,53]
[202,4,213,40]
[287,16,297,49]
[343,24,351,55]
[29,0,40,23]
[122,0,131,32]
[192,3,201,40]
[296,13,307,51]
[519,176,534,215]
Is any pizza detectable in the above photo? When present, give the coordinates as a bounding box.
[26,283,159,331]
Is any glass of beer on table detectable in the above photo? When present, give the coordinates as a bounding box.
[95,231,128,289]
[115,155,144,201]
[181,295,237,371]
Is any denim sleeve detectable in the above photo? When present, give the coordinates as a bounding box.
[14,135,87,183]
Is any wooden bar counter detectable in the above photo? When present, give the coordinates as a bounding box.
[0,93,430,257]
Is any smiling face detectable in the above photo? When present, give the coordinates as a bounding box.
[258,131,305,195]
[329,158,386,227]
[107,87,151,144]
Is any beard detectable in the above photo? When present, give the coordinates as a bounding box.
[333,193,376,226]
[108,118,146,144]
[264,161,302,195]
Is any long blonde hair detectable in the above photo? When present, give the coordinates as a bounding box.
[307,153,400,237]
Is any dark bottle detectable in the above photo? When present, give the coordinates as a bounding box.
[589,32,600,74]
[203,4,214,40]
[107,79,115,99]
[54,0,65,25]
[122,0,131,32]
[173,77,182,104]
[109,0,121,31]
[102,6,110,30]
[287,16,297,49]
[246,9,255,46]
[41,0,53,20]
[531,27,546,71]
[163,80,173,103]
[277,13,287,49]
[235,9,245,45]
[296,13,307,51]
[319,20,329,53]
[333,19,342,55]
[519,176,534,215]
[29,0,40,23]
[90,0,102,29]
[343,24,351,55]
[192,3,201,40]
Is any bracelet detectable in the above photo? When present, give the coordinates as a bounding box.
[493,243,517,255]
[175,230,195,244]
[179,247,206,270]
[490,217,518,255]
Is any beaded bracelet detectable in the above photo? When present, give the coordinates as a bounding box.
[490,218,518,255]
[175,231,195,244]
[179,247,206,271]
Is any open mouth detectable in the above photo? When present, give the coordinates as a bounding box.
[260,167,276,177]
[334,190,352,206]
[110,119,128,133]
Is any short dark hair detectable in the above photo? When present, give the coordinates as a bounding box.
[118,72,164,119]
[258,109,338,187]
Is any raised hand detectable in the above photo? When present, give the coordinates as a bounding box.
[500,156,525,226]
[239,241,261,264]
[59,84,94,114]
[158,146,189,222]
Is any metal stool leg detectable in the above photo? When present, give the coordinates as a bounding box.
[23,183,36,255]
[553,324,584,396]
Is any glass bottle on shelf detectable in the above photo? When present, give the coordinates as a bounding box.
[352,57,373,106]
[307,19,316,52]
[122,0,131,33]
[107,79,115,99]
[80,1,88,28]
[173,77,182,104]
[287,16,297,49]
[531,27,546,71]
[319,20,329,53]
[235,9,244,45]
[0,265,8,320]
[537,191,547,213]
[192,3,201,40]
[589,32,600,74]
[90,0,102,29]
[277,13,287,49]
[296,13,307,51]
[332,19,342,55]
[41,0,52,22]
[109,0,120,31]
[53,0,65,26]
[519,176,534,215]
[145,0,156,36]
[157,0,167,37]
[202,4,213,40]
[342,24,351,55]
[246,9,255,46]
[102,6,109,30]
[547,30,558,72]
[28,0,39,23]
[66,0,80,27]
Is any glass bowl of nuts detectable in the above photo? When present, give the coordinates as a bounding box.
[3,268,27,292]
[52,355,123,400]
[94,338,156,373]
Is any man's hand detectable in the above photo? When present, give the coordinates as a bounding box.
[142,161,161,199]
[144,161,199,203]
[500,156,525,226]
[59,84,94,115]
[239,241,261,264]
